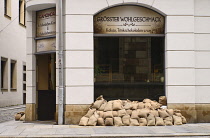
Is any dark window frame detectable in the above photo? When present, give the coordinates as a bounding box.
[19,0,26,26]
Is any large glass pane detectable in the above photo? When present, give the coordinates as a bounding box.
[94,37,165,101]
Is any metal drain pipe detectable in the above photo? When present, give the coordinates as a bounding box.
[58,0,64,125]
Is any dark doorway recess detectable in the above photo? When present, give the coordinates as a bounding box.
[94,37,165,101]
[38,90,56,120]
[37,54,56,120]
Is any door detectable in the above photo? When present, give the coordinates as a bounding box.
[37,54,56,120]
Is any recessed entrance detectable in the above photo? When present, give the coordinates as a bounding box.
[94,37,165,101]
[36,53,56,120]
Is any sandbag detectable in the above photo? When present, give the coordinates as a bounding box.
[79,117,89,126]
[138,108,150,118]
[112,111,118,117]
[15,113,22,121]
[150,101,161,109]
[164,116,173,125]
[131,110,139,119]
[158,109,169,118]
[98,102,107,111]
[147,113,155,126]
[173,115,182,125]
[118,109,126,117]
[126,110,132,115]
[174,109,181,113]
[92,99,105,109]
[175,112,182,117]
[166,109,174,116]
[122,115,130,126]
[145,102,152,108]
[87,115,97,126]
[114,117,123,126]
[138,102,145,109]
[150,110,159,117]
[96,95,103,100]
[159,96,167,106]
[85,109,96,118]
[130,118,139,126]
[155,117,164,126]
[113,100,123,111]
[124,101,132,110]
[97,111,104,118]
[97,118,105,126]
[20,114,25,121]
[104,111,113,118]
[94,111,99,119]
[143,99,151,103]
[105,118,114,126]
[131,101,138,110]
[164,120,173,126]
[181,116,187,124]
[139,118,147,126]
[104,101,113,111]
[165,116,173,121]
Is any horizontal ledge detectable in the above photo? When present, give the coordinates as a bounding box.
[65,49,93,51]
[65,67,93,69]
[166,50,194,51]
[34,51,56,55]
[34,36,56,40]
[94,34,165,37]
[194,33,210,34]
[194,16,210,17]
[166,67,195,69]
[65,14,93,16]
[64,67,94,70]
[65,85,94,87]
[65,32,93,33]
[166,32,194,34]
[167,85,210,86]
[195,68,210,69]
[167,15,194,16]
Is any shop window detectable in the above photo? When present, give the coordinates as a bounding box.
[10,60,17,90]
[19,0,25,26]
[1,57,8,90]
[4,0,11,18]
[94,37,165,101]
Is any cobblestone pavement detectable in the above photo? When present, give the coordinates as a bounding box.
[0,105,25,123]
[0,120,210,137]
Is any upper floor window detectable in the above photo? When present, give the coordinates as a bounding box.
[19,0,26,26]
[4,0,11,18]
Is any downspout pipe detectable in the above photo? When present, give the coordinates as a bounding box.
[58,0,64,125]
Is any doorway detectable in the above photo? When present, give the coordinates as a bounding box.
[36,53,56,120]
[94,37,165,101]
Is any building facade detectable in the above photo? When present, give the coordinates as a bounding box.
[0,0,26,107]
[25,0,210,124]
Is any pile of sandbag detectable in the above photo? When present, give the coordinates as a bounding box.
[79,96,187,126]
[15,111,25,121]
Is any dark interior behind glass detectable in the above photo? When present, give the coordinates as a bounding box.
[94,37,165,101]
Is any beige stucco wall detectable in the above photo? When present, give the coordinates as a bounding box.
[25,0,210,123]
[0,0,26,107]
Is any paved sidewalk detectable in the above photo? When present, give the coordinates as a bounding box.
[0,120,210,137]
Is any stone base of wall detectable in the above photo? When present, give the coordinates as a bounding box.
[168,103,210,123]
[25,103,36,121]
[64,104,90,125]
[49,103,210,124]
